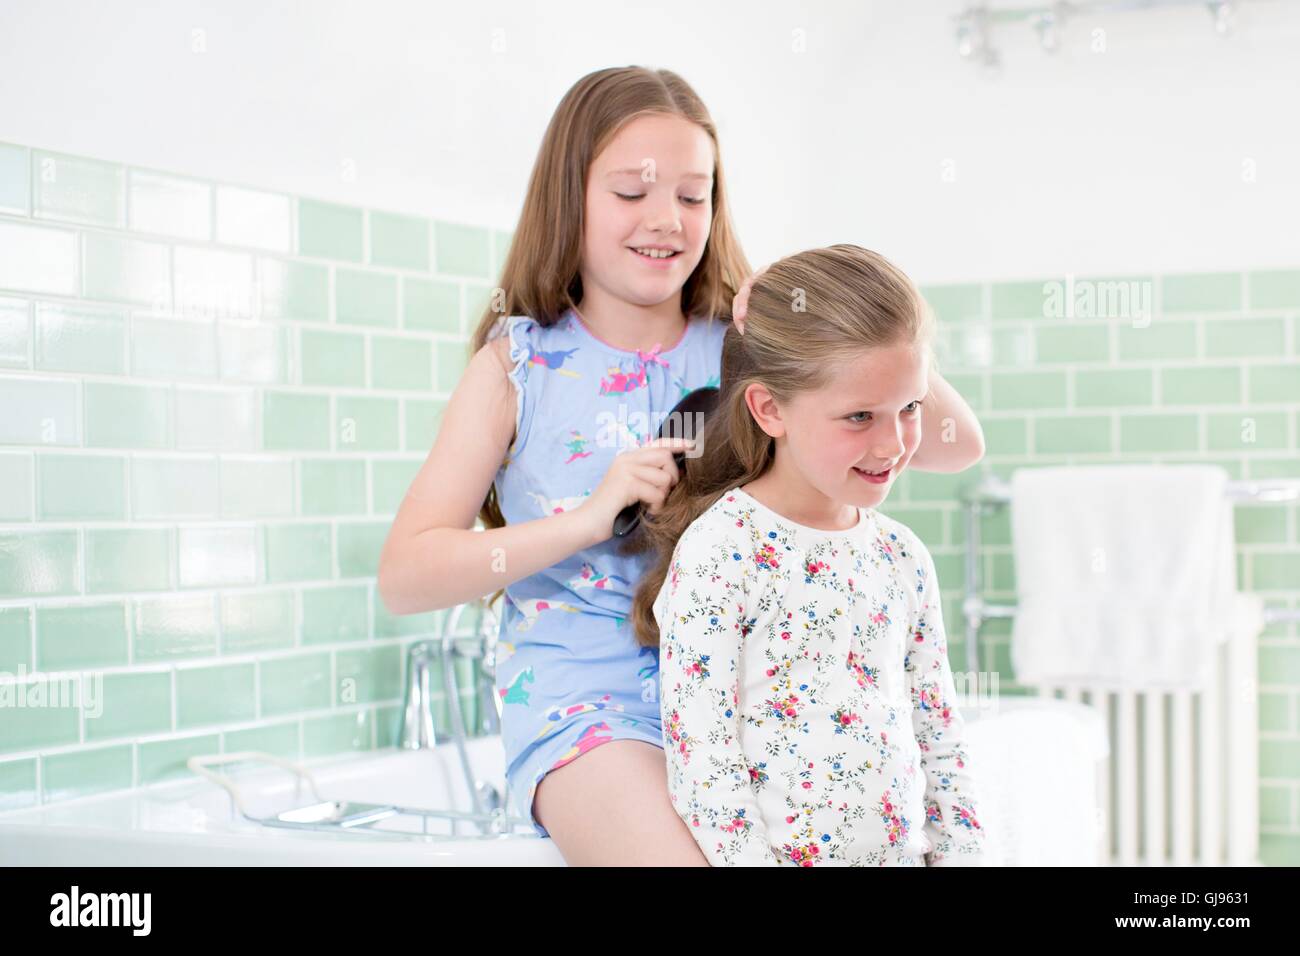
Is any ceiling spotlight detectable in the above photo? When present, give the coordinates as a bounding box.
[1208,1,1235,36]
[956,8,1000,68]
[1034,10,1062,52]
[956,14,979,57]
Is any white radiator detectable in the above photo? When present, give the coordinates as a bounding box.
[1029,626,1259,866]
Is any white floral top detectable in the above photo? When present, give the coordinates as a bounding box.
[652,486,987,867]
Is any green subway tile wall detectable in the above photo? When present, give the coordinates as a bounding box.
[0,138,1297,863]
[890,272,1300,865]
[0,140,512,806]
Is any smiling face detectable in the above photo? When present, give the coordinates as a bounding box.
[580,112,715,309]
[747,341,930,515]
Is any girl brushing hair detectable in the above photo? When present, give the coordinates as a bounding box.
[380,66,986,865]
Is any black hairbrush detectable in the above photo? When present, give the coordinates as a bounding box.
[611,386,719,537]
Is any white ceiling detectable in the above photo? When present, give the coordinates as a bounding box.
[1,0,1298,283]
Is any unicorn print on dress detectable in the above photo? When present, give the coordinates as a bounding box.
[566,560,631,593]
[523,343,582,378]
[526,489,591,515]
[562,430,594,464]
[532,693,627,741]
[599,344,670,395]
[636,645,659,682]
[600,361,649,395]
[547,721,615,770]
[501,666,535,705]
[674,371,720,400]
[512,598,585,632]
[601,417,651,455]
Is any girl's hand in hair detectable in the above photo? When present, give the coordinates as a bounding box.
[575,437,697,544]
[731,264,770,335]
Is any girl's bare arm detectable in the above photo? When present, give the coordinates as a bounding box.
[377,336,601,615]
[908,369,986,473]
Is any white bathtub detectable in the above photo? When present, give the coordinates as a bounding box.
[0,736,564,866]
[0,694,1107,866]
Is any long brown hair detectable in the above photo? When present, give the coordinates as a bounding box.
[625,244,939,648]
[468,66,752,607]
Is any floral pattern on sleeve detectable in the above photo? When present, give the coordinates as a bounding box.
[901,530,988,866]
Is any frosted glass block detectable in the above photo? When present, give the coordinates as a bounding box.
[173,245,254,319]
[216,185,291,252]
[129,169,212,240]
[0,221,78,296]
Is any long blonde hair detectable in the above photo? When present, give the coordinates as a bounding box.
[467,66,752,608]
[625,244,938,648]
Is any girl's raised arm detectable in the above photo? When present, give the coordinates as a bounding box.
[377,337,600,615]
[907,369,986,473]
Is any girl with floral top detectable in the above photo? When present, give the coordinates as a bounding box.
[630,244,988,866]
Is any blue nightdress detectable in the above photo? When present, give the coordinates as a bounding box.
[488,305,727,837]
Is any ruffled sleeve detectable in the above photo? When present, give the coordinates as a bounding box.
[490,313,537,458]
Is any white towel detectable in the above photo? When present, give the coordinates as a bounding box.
[1009,464,1247,690]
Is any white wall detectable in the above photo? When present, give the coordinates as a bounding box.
[2,0,1297,284]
